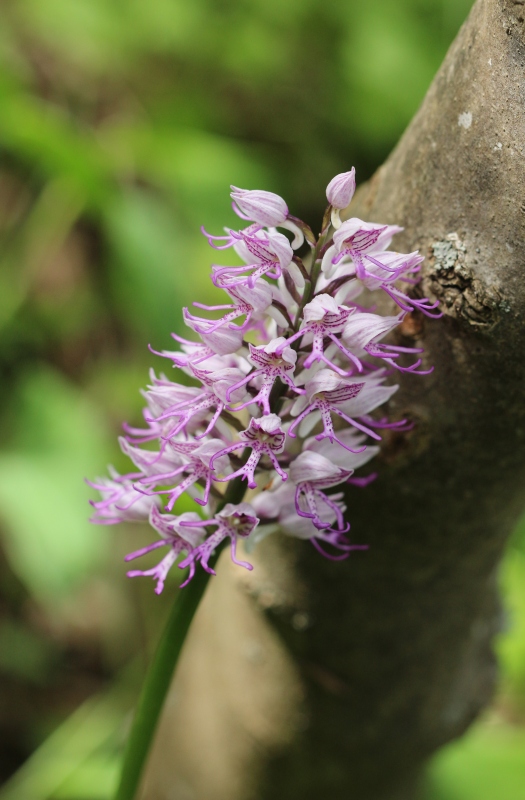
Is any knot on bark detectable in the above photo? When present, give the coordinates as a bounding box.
[423,233,504,328]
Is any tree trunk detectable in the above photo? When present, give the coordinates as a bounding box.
[141,1,525,797]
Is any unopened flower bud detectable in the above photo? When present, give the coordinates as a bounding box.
[230,186,288,227]
[326,169,356,210]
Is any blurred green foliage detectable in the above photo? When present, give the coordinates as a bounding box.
[424,518,525,800]
[0,368,109,600]
[2,0,525,797]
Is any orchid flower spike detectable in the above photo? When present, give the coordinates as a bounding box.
[89,168,439,592]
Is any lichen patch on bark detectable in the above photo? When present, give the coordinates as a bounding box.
[423,233,504,326]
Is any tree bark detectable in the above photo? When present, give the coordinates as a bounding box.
[141,1,525,797]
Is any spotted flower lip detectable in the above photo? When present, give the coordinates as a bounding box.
[225,338,302,415]
[289,370,379,452]
[177,502,258,586]
[322,248,425,294]
[278,296,360,376]
[250,482,367,561]
[209,414,288,489]
[89,168,438,590]
[289,450,354,531]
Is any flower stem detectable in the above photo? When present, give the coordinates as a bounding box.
[295,226,331,321]
[114,478,245,800]
[114,561,214,800]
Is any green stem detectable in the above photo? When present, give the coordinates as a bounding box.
[114,561,215,800]
[114,479,245,800]
[294,221,332,323]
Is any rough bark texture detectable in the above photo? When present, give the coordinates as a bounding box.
[142,1,525,797]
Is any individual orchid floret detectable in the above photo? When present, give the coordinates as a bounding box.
[125,507,205,594]
[322,219,441,317]
[183,310,245,354]
[288,369,384,451]
[229,187,307,249]
[326,168,356,230]
[149,334,217,369]
[142,365,246,441]
[319,248,425,302]
[344,248,439,319]
[342,311,433,374]
[322,218,403,280]
[289,451,353,532]
[152,346,249,380]
[356,248,425,288]
[118,436,185,477]
[210,230,294,289]
[226,338,303,415]
[251,483,367,561]
[136,438,230,511]
[303,431,379,487]
[305,429,379,470]
[120,371,206,446]
[350,250,438,320]
[87,467,158,525]
[184,278,273,335]
[278,295,361,376]
[230,186,288,227]
[209,414,287,489]
[178,502,258,586]
[308,369,409,438]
